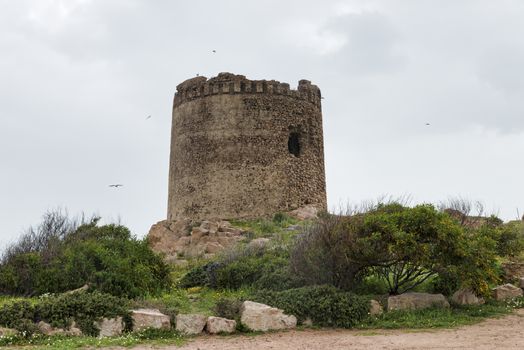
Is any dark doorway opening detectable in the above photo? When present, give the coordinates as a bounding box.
[288,132,301,157]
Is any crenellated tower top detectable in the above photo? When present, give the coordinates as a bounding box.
[173,72,322,108]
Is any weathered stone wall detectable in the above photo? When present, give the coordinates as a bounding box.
[168,72,327,220]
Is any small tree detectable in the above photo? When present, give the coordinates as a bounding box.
[291,203,499,296]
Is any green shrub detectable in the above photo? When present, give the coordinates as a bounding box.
[0,211,171,298]
[179,262,221,289]
[214,297,243,320]
[253,285,370,328]
[0,291,130,337]
[431,271,460,296]
[0,300,35,330]
[291,203,499,296]
[180,247,296,291]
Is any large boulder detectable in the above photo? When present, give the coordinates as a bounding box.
[387,292,450,311]
[369,300,383,316]
[451,289,485,305]
[206,316,236,334]
[175,314,207,335]
[131,309,171,332]
[95,317,123,338]
[492,283,524,301]
[240,301,297,332]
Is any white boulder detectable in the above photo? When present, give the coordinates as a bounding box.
[131,308,171,332]
[240,301,297,332]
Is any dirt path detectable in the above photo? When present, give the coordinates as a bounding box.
[124,309,524,350]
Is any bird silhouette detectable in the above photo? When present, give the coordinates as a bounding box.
[146,115,151,120]
[212,50,216,53]
[109,184,123,188]
[425,123,430,126]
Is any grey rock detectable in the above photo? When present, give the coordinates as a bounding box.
[369,299,383,316]
[175,314,207,335]
[492,283,523,301]
[95,317,123,338]
[206,316,236,334]
[131,309,171,332]
[387,292,450,311]
[451,288,485,305]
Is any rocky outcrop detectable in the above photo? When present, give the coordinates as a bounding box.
[206,316,236,334]
[492,284,523,301]
[175,314,207,335]
[95,317,123,338]
[387,292,450,311]
[131,309,171,332]
[369,300,383,316]
[451,289,485,305]
[240,301,297,331]
[148,220,245,261]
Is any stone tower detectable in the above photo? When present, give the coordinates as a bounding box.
[167,72,326,221]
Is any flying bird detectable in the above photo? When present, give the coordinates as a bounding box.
[146,115,152,120]
[425,123,430,126]
[212,50,216,53]
[108,184,123,188]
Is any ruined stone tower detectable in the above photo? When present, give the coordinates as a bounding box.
[167,72,327,221]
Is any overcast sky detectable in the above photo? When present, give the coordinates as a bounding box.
[1,0,523,248]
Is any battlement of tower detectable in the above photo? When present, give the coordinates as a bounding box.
[173,72,322,108]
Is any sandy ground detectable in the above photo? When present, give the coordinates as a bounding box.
[120,309,524,350]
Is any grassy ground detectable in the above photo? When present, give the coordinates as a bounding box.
[0,328,185,349]
[358,299,524,329]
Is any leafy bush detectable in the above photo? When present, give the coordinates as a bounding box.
[290,203,499,296]
[253,285,370,328]
[214,297,243,320]
[493,221,524,258]
[0,291,130,337]
[215,252,291,290]
[0,210,171,298]
[180,247,297,291]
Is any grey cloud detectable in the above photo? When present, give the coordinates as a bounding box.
[1,0,523,251]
